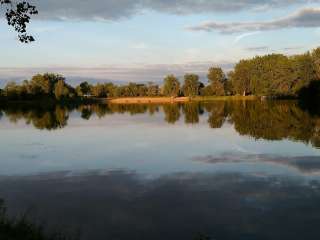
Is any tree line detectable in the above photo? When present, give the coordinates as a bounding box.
[1,47,320,101]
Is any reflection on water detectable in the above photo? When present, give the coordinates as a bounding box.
[1,100,320,147]
[1,100,320,239]
[193,153,320,174]
[1,170,320,240]
[1,104,69,130]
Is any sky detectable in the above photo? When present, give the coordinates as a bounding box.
[1,0,320,84]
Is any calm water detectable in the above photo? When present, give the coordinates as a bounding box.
[0,100,320,239]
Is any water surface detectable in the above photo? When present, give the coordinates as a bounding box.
[0,100,320,239]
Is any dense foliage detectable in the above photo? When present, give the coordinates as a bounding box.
[0,73,76,101]
[201,67,226,96]
[230,50,320,97]
[162,75,181,97]
[182,74,202,97]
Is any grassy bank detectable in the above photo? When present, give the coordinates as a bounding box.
[193,95,260,101]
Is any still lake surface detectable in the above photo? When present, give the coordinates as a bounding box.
[0,100,320,239]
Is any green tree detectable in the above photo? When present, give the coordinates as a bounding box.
[92,83,107,97]
[147,82,160,97]
[54,80,69,100]
[230,54,295,96]
[78,82,91,96]
[312,47,320,80]
[29,73,64,97]
[208,67,225,83]
[182,73,200,97]
[207,67,225,96]
[163,75,180,97]
[230,60,253,96]
[104,83,118,98]
[3,82,19,99]
[224,76,234,96]
[290,53,317,94]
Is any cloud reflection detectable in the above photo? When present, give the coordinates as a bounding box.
[193,153,320,174]
[0,170,319,240]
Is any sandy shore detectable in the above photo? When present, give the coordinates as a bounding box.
[105,96,260,104]
[107,97,190,104]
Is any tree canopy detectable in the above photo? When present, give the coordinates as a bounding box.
[182,73,201,97]
[163,74,180,97]
[202,67,226,96]
[230,51,319,97]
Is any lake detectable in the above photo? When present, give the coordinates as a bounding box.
[0,100,320,240]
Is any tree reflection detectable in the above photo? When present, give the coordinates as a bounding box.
[78,106,93,120]
[182,102,201,124]
[148,105,159,116]
[163,104,180,124]
[229,101,320,147]
[2,105,69,130]
[107,104,149,115]
[204,101,227,128]
[1,101,320,148]
[91,104,110,118]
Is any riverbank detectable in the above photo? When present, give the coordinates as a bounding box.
[0,97,99,108]
[193,95,259,101]
[0,95,293,106]
[106,97,191,104]
[105,96,260,104]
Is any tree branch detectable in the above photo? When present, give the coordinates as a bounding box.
[1,0,38,43]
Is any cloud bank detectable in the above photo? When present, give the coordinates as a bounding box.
[33,0,320,21]
[188,8,320,33]
[245,46,270,52]
[0,62,234,86]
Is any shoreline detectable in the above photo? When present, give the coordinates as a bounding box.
[0,95,297,106]
[105,97,191,104]
[105,95,261,104]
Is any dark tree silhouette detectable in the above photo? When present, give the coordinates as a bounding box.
[1,0,38,43]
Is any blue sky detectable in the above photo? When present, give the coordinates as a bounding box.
[1,0,320,84]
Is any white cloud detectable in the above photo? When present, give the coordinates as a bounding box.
[233,31,261,44]
[131,42,149,49]
[33,0,320,21]
[188,8,320,33]
[0,62,234,86]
